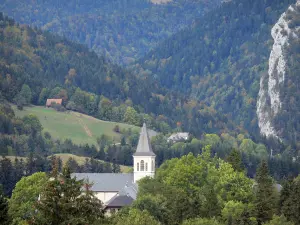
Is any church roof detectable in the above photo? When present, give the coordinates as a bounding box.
[133,123,156,157]
[71,173,134,192]
[105,195,134,208]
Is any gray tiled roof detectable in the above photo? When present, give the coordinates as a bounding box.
[133,123,156,156]
[105,195,134,208]
[119,182,138,200]
[71,173,134,192]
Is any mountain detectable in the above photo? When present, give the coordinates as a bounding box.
[0,13,243,138]
[135,0,298,147]
[0,0,222,64]
[257,1,300,145]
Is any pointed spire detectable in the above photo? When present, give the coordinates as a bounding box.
[133,123,155,156]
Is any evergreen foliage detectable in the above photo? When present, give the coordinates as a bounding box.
[254,161,277,225]
[227,149,244,172]
[136,0,296,143]
[0,0,221,64]
[0,12,241,136]
[0,186,10,225]
[281,176,300,224]
[35,165,104,224]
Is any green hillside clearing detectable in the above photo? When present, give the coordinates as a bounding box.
[13,105,138,146]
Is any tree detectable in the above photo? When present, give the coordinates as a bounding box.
[113,208,160,225]
[19,84,32,105]
[38,88,49,105]
[221,201,257,225]
[22,114,43,135]
[8,172,47,225]
[281,176,300,224]
[182,218,224,225]
[227,149,244,172]
[254,160,277,225]
[262,215,294,225]
[0,186,9,225]
[35,166,104,224]
[123,106,140,126]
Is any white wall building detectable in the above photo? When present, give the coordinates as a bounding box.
[72,123,156,212]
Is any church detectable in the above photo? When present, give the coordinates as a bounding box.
[72,123,156,214]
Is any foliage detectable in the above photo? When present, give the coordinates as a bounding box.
[0,186,10,225]
[0,13,241,137]
[136,146,254,224]
[227,149,244,172]
[136,0,296,144]
[8,172,47,225]
[0,0,221,64]
[182,218,223,225]
[35,166,104,224]
[112,208,160,225]
[280,176,300,225]
[262,215,294,225]
[254,161,277,225]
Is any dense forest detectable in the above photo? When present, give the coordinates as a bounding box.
[0,12,249,138]
[2,148,300,225]
[135,0,297,145]
[0,0,222,64]
[0,0,300,224]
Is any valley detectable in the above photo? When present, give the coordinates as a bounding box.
[0,0,300,224]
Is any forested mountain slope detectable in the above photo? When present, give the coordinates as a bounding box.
[135,0,298,147]
[257,1,300,146]
[0,13,242,137]
[0,0,221,64]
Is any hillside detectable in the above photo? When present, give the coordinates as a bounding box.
[54,154,132,173]
[0,154,132,173]
[0,13,246,140]
[13,105,138,146]
[135,0,298,146]
[0,0,222,64]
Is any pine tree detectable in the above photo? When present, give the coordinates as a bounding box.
[227,149,244,172]
[0,186,9,225]
[35,165,104,224]
[254,160,277,225]
[281,176,300,224]
[280,178,293,218]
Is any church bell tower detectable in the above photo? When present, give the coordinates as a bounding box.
[133,123,156,183]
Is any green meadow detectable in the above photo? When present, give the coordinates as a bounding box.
[13,105,138,146]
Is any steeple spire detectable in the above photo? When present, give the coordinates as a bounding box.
[133,123,156,156]
[133,122,156,183]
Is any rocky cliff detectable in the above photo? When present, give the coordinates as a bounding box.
[257,0,300,140]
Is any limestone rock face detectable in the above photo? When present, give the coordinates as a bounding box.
[256,0,300,139]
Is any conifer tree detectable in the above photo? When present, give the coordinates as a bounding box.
[227,149,244,172]
[254,160,277,225]
[0,186,9,225]
[281,176,300,224]
[35,163,104,224]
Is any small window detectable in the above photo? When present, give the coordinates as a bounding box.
[140,160,145,171]
[137,163,139,171]
[145,163,148,171]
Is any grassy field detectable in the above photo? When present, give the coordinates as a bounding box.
[13,105,138,146]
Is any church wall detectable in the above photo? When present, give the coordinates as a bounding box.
[95,191,118,204]
[133,156,155,183]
